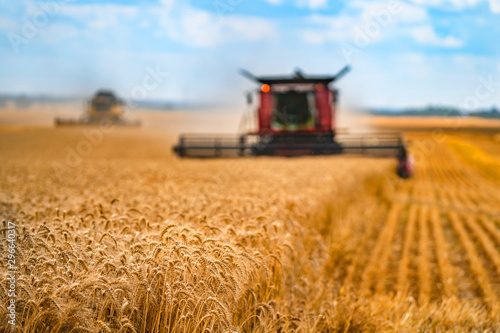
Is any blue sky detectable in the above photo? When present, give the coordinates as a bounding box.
[1,0,500,109]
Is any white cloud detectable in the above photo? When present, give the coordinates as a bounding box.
[263,0,327,9]
[297,0,328,9]
[0,15,17,32]
[37,1,277,48]
[349,0,429,23]
[489,0,500,12]
[300,14,356,44]
[409,0,480,6]
[410,25,463,47]
[160,0,175,7]
[407,0,500,12]
[299,1,429,45]
[300,30,325,44]
[263,0,284,4]
[59,4,138,30]
[38,23,79,43]
[299,1,468,50]
[157,4,277,47]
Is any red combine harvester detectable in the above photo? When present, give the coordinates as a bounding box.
[173,67,414,178]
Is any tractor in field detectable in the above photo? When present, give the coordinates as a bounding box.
[173,67,414,178]
[55,90,141,126]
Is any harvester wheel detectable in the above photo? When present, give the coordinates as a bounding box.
[397,155,414,179]
[397,165,411,179]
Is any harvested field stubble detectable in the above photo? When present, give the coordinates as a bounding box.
[1,126,500,332]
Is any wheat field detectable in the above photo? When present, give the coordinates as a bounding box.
[1,116,500,332]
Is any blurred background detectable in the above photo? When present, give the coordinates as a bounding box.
[0,0,499,120]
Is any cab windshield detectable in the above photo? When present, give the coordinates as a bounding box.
[94,102,112,112]
[272,91,316,130]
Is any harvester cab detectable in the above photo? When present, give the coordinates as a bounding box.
[55,90,141,126]
[239,66,349,155]
[173,67,414,178]
[87,90,125,120]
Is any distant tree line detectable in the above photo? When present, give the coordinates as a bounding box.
[372,105,500,118]
[0,94,202,111]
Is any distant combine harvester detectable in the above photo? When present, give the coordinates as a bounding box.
[55,90,141,126]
